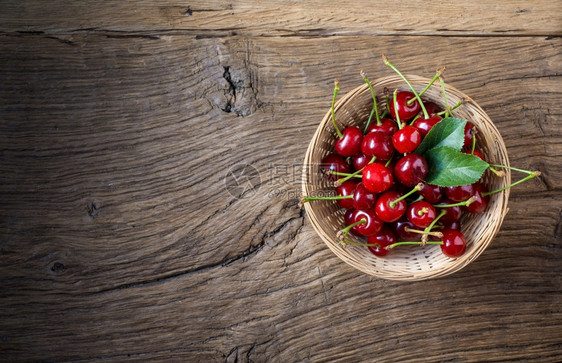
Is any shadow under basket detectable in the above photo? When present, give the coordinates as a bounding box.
[302,75,511,281]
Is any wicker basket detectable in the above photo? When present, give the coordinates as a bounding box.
[302,75,511,281]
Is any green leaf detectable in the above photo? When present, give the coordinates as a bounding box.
[425,146,489,187]
[415,117,467,155]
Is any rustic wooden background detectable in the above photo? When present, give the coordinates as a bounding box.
[1,1,561,361]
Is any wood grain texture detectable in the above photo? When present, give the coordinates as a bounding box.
[1,1,561,36]
[1,17,561,363]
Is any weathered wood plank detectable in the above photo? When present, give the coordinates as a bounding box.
[1,1,561,36]
[0,33,561,361]
[1,194,560,361]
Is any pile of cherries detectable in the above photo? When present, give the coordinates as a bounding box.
[301,56,539,258]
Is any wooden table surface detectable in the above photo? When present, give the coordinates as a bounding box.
[1,1,561,361]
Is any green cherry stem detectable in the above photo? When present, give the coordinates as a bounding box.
[382,54,429,119]
[331,79,343,139]
[439,76,452,118]
[406,67,446,105]
[393,89,402,129]
[384,158,392,167]
[386,241,443,250]
[389,183,424,208]
[488,167,506,177]
[340,238,379,247]
[426,209,446,229]
[471,134,477,154]
[408,194,425,204]
[482,165,541,196]
[404,227,443,238]
[381,109,390,119]
[337,219,367,241]
[362,70,381,132]
[421,209,448,243]
[488,164,538,175]
[300,195,353,205]
[434,196,477,208]
[436,99,463,116]
[336,156,376,185]
[330,171,362,178]
[409,114,422,126]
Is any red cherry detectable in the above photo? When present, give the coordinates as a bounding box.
[392,125,422,153]
[335,180,357,209]
[439,220,461,230]
[463,122,476,148]
[440,229,466,258]
[362,163,393,193]
[344,209,361,236]
[393,218,421,241]
[419,183,444,204]
[352,182,377,210]
[412,115,442,137]
[463,149,484,161]
[445,184,475,202]
[394,154,428,187]
[423,101,441,116]
[335,126,363,157]
[388,91,421,122]
[366,118,398,135]
[351,209,383,237]
[352,153,370,171]
[344,209,354,224]
[375,191,407,223]
[407,201,437,228]
[367,228,396,257]
[361,131,394,160]
[321,154,351,181]
[435,199,462,223]
[389,179,410,194]
[465,182,490,213]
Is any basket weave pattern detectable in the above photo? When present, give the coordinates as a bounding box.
[302,75,511,281]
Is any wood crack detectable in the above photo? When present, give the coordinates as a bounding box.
[92,207,305,295]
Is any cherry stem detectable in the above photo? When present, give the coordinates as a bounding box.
[404,227,443,238]
[417,207,429,216]
[384,158,392,167]
[336,156,376,184]
[409,114,422,126]
[331,79,343,139]
[471,134,477,154]
[406,67,446,105]
[330,171,362,178]
[338,218,367,241]
[382,54,429,119]
[426,209,447,231]
[434,196,477,208]
[389,183,424,208]
[339,238,378,247]
[482,165,541,196]
[300,195,352,205]
[439,76,452,118]
[488,167,505,177]
[386,241,443,250]
[436,99,463,116]
[362,70,381,132]
[381,109,389,118]
[393,89,402,129]
[488,164,538,175]
[409,195,424,204]
[421,209,448,243]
